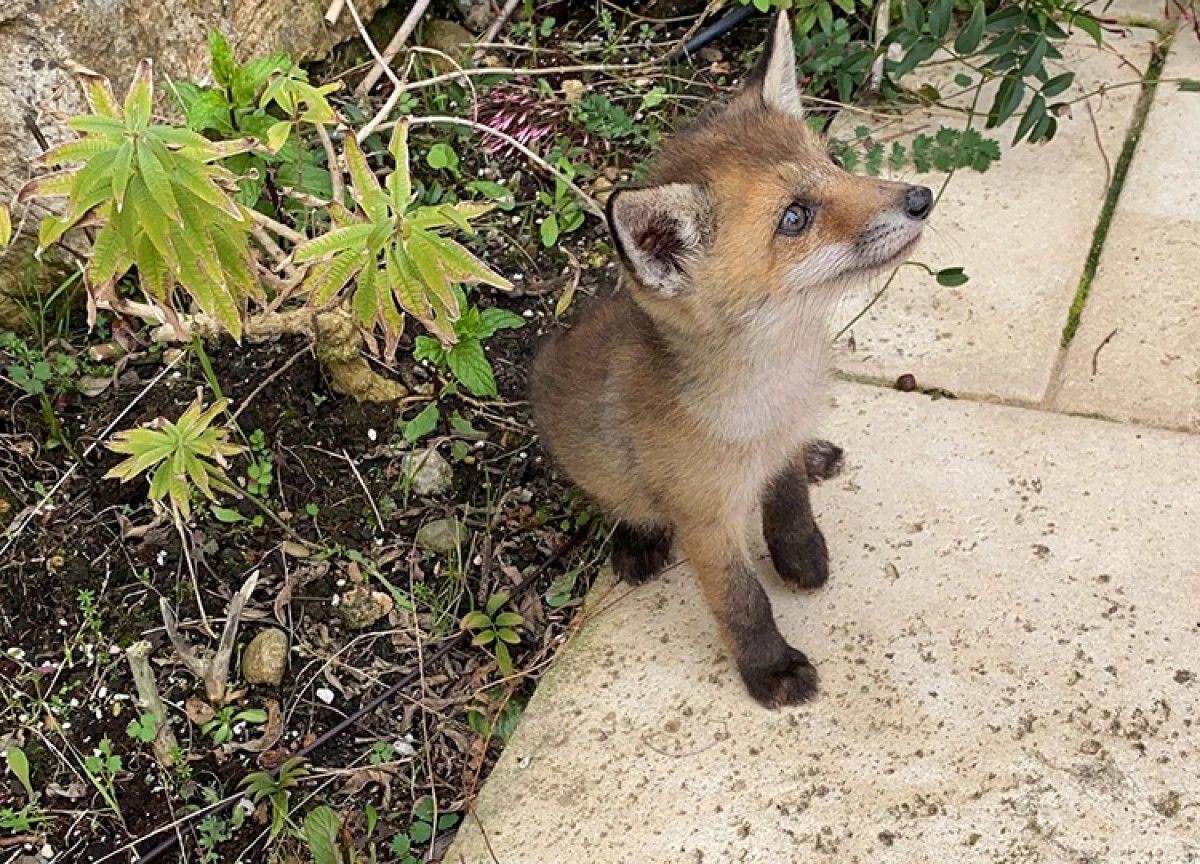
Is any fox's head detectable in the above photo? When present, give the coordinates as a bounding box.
[607,13,931,327]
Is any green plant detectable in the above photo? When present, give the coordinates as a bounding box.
[412,299,525,398]
[105,398,245,517]
[21,61,260,337]
[389,797,460,864]
[201,705,268,747]
[172,31,339,205]
[398,402,439,443]
[466,688,528,744]
[241,756,309,842]
[0,201,11,248]
[461,592,524,678]
[82,737,123,818]
[293,121,511,355]
[794,18,873,102]
[126,712,158,744]
[0,330,105,451]
[885,0,1099,145]
[742,0,859,35]
[244,428,274,497]
[0,803,51,834]
[536,148,590,247]
[4,746,34,802]
[575,93,643,145]
[196,806,247,864]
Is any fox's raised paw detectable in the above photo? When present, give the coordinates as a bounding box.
[611,523,673,585]
[803,439,844,483]
[741,646,819,708]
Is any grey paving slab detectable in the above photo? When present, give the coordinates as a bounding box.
[450,382,1200,864]
[1055,34,1200,431]
[831,30,1156,404]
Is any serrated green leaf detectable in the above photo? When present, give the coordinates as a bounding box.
[37,137,115,168]
[303,806,341,864]
[125,60,154,131]
[208,30,235,88]
[387,120,412,211]
[343,135,382,205]
[1041,72,1074,98]
[352,260,379,327]
[293,223,375,262]
[81,73,121,119]
[307,248,367,305]
[136,140,181,218]
[954,2,987,54]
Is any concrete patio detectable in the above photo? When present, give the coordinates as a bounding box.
[450,18,1200,864]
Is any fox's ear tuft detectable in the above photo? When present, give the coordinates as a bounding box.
[606,184,712,297]
[743,12,804,118]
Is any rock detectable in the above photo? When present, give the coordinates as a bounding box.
[403,448,453,497]
[338,587,394,630]
[422,19,475,74]
[416,517,464,554]
[242,628,289,686]
[0,0,389,313]
[562,79,586,105]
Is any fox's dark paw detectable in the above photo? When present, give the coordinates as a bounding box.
[803,440,845,483]
[770,525,829,590]
[611,523,672,585]
[740,646,819,708]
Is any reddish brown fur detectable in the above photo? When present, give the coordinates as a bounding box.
[530,13,931,707]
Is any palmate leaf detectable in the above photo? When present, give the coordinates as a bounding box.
[293,223,375,262]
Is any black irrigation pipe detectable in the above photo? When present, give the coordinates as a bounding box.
[666,3,760,64]
[128,530,588,864]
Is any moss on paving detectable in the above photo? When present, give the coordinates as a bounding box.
[1060,39,1169,348]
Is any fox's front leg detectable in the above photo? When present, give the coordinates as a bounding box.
[762,448,833,589]
[680,520,818,707]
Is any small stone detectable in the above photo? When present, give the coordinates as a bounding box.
[416,517,464,554]
[896,373,918,392]
[402,448,453,497]
[338,586,394,630]
[315,687,335,705]
[422,19,475,74]
[242,628,288,686]
[562,79,586,104]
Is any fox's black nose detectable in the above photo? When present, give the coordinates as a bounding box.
[905,186,933,220]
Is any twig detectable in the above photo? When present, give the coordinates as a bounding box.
[248,208,307,245]
[1091,328,1118,377]
[867,0,890,94]
[324,0,346,24]
[340,447,384,531]
[160,571,259,705]
[391,115,605,220]
[315,123,345,207]
[352,0,432,100]
[125,641,180,767]
[474,0,523,63]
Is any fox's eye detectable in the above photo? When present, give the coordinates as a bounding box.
[778,203,813,236]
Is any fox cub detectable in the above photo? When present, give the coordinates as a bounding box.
[531,13,932,707]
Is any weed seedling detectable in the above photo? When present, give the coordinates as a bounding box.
[461,592,524,677]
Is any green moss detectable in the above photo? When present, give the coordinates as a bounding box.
[1060,41,1169,348]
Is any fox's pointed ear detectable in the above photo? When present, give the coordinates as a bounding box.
[741,12,804,118]
[606,184,713,297]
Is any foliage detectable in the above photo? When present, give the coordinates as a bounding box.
[171,30,340,204]
[461,592,524,678]
[241,757,309,843]
[466,688,528,744]
[82,737,123,817]
[4,746,34,802]
[742,0,859,35]
[1,331,83,398]
[885,0,1099,145]
[795,18,873,103]
[537,147,590,247]
[243,428,274,497]
[293,122,511,355]
[389,796,460,864]
[22,61,259,338]
[0,202,11,248]
[413,300,524,398]
[126,712,158,744]
[104,398,244,517]
[201,705,268,747]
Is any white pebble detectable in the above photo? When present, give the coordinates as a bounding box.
[316,687,335,704]
[367,428,378,441]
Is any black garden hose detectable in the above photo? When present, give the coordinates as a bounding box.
[667,3,760,63]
